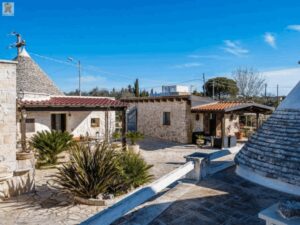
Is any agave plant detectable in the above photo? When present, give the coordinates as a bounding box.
[125,131,144,145]
[55,143,120,199]
[30,130,74,166]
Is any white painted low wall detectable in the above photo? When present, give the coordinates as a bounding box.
[81,161,194,225]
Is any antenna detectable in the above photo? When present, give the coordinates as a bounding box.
[7,32,26,55]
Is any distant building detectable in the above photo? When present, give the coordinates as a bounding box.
[161,85,190,96]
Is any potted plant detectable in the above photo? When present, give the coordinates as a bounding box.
[196,134,205,147]
[111,131,122,150]
[125,131,144,154]
[112,131,121,141]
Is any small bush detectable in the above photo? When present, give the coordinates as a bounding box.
[109,150,153,194]
[126,131,144,145]
[55,143,119,199]
[30,130,74,166]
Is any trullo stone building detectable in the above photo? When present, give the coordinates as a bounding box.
[235,81,300,196]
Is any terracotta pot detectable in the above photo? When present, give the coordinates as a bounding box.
[74,196,106,206]
[128,144,140,154]
[16,152,34,160]
[235,132,244,140]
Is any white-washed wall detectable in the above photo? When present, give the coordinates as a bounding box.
[191,113,204,132]
[0,60,17,171]
[17,111,115,140]
[225,114,239,136]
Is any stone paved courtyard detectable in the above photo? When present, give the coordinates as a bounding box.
[147,167,297,225]
[0,138,198,225]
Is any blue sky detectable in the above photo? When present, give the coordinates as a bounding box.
[1,0,300,94]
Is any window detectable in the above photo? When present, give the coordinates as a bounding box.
[26,118,35,132]
[91,118,100,127]
[163,112,171,125]
[195,114,200,121]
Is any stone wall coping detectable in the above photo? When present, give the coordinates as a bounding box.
[0,60,18,64]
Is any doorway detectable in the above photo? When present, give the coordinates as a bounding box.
[51,114,66,132]
[209,113,217,136]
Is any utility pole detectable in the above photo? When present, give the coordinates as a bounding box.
[277,84,279,106]
[68,57,81,96]
[78,60,81,96]
[264,83,267,97]
[202,73,206,96]
[264,83,267,103]
[212,80,215,100]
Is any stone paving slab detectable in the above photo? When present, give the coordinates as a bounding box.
[147,167,298,225]
[0,138,199,225]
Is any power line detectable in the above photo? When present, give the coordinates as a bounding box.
[29,51,164,84]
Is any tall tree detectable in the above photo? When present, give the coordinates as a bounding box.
[232,67,266,98]
[204,77,239,99]
[134,78,140,97]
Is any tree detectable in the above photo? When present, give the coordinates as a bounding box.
[134,79,140,97]
[204,77,238,99]
[232,67,266,98]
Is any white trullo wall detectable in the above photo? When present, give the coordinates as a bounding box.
[17,111,116,140]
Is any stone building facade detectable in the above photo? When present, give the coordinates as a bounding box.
[123,95,214,143]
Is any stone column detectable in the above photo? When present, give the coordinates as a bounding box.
[0,60,17,172]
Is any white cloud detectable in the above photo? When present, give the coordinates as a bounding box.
[172,62,202,69]
[81,75,105,83]
[262,67,300,95]
[287,24,300,31]
[264,32,276,48]
[222,40,249,56]
[187,54,227,60]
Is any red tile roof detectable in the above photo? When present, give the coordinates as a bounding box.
[21,96,127,108]
[191,101,273,113]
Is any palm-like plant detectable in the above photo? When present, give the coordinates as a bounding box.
[121,150,153,188]
[30,130,74,166]
[125,131,144,145]
[110,150,153,194]
[55,143,120,199]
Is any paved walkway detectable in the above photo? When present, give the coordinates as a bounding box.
[138,137,199,179]
[0,138,199,225]
[146,167,296,225]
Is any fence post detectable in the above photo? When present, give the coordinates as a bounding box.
[185,155,209,181]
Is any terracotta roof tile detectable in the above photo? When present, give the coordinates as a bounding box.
[191,101,250,112]
[21,96,127,108]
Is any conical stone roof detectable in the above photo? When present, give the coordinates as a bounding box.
[14,48,64,96]
[235,81,300,195]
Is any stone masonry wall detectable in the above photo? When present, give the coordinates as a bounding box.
[129,100,192,143]
[0,60,17,171]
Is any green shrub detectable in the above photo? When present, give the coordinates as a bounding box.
[112,131,121,141]
[55,143,119,199]
[30,130,74,166]
[109,150,153,194]
[125,131,144,145]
